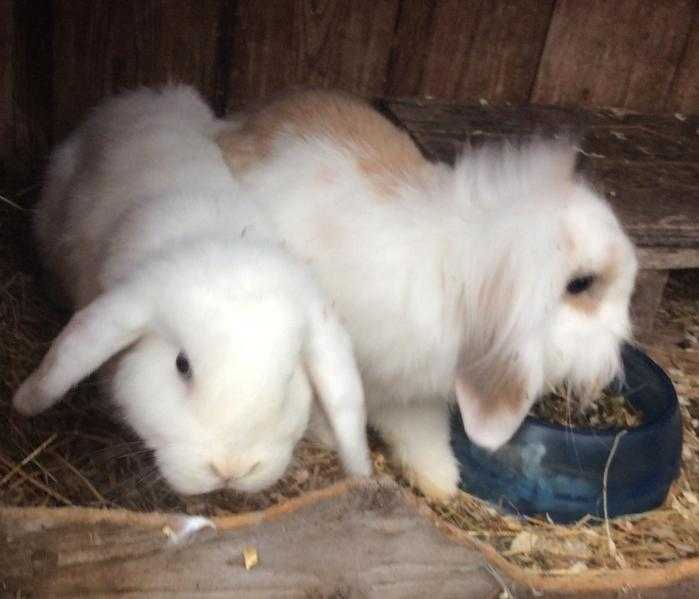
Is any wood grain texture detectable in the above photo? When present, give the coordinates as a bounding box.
[3,480,699,598]
[51,0,222,140]
[7,0,54,186]
[532,0,695,113]
[0,0,12,185]
[636,248,699,271]
[387,0,554,104]
[632,269,669,339]
[386,98,699,267]
[226,0,400,109]
[0,481,506,598]
[667,7,699,115]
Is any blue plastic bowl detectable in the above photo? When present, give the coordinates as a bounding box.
[451,344,683,523]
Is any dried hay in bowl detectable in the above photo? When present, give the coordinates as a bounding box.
[530,389,644,429]
[2,190,699,585]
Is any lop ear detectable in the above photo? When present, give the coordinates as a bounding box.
[13,287,150,416]
[455,345,543,451]
[304,302,371,477]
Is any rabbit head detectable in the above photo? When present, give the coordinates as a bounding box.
[450,140,638,450]
[13,240,371,494]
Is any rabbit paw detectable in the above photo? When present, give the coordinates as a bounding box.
[400,450,461,502]
[12,374,55,416]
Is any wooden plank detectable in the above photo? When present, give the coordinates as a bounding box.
[387,0,554,104]
[385,98,699,265]
[0,482,507,598]
[632,269,669,340]
[52,0,222,141]
[667,7,699,116]
[6,0,54,188]
[386,98,699,163]
[3,480,699,598]
[0,0,12,186]
[226,0,400,110]
[532,0,695,113]
[637,248,699,271]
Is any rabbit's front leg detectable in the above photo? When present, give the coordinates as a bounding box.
[370,401,460,501]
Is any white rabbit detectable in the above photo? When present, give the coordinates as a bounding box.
[13,86,371,495]
[216,89,639,500]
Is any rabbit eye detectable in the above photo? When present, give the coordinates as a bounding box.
[176,351,192,380]
[566,274,596,295]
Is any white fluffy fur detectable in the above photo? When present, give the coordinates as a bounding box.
[219,92,638,499]
[13,87,371,495]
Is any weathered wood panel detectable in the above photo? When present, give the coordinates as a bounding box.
[0,0,12,186]
[632,269,670,340]
[226,0,400,110]
[51,0,223,141]
[7,0,54,185]
[667,7,699,115]
[0,482,507,599]
[532,0,695,113]
[386,98,699,268]
[387,0,554,105]
[3,480,699,598]
[4,0,699,168]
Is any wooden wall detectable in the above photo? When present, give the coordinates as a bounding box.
[1,0,698,188]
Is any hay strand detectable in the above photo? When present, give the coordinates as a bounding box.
[603,430,628,567]
[0,433,57,487]
[0,452,72,506]
[0,193,30,212]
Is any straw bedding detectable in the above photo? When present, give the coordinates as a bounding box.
[1,195,698,575]
[0,197,344,513]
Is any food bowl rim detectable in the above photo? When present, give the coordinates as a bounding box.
[515,343,678,440]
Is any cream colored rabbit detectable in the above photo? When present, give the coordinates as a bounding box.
[14,87,372,495]
[216,90,638,499]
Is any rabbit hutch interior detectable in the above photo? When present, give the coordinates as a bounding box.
[2,1,699,597]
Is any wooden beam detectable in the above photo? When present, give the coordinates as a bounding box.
[0,481,507,598]
[632,269,670,340]
[3,479,699,597]
[637,248,699,271]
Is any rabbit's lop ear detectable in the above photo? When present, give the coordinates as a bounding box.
[13,287,150,416]
[304,303,372,477]
[455,346,543,451]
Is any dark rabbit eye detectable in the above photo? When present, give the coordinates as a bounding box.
[176,351,192,380]
[566,274,596,295]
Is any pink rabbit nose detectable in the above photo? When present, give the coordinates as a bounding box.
[209,459,260,484]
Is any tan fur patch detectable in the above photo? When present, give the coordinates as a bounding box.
[476,256,510,318]
[456,365,525,419]
[565,246,621,315]
[454,250,527,418]
[566,290,600,315]
[216,89,429,197]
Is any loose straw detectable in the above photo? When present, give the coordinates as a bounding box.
[603,430,628,567]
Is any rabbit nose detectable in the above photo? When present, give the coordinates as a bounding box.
[209,459,260,484]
